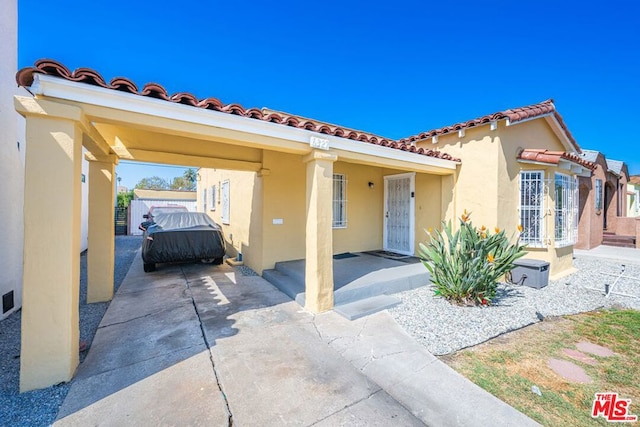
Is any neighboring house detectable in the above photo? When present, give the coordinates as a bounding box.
[578,150,636,248]
[0,2,91,320]
[576,150,608,249]
[629,176,640,217]
[200,99,595,281]
[129,189,197,235]
[0,0,23,320]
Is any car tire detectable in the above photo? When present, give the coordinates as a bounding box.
[213,257,224,265]
[143,263,156,273]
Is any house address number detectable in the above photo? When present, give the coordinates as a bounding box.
[309,136,330,150]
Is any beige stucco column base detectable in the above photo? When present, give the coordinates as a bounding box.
[20,114,83,392]
[303,150,337,313]
[87,157,117,303]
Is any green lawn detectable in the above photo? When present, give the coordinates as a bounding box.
[442,309,640,426]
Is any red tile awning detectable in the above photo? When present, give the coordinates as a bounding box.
[517,149,596,172]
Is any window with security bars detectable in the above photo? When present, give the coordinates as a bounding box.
[555,173,579,247]
[209,185,216,211]
[202,189,207,212]
[519,171,545,247]
[333,174,347,228]
[595,179,603,211]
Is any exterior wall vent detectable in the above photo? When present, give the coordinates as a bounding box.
[3,291,15,314]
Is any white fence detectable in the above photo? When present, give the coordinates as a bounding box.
[129,199,198,235]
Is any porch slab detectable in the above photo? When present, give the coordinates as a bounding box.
[334,295,402,320]
[263,252,430,317]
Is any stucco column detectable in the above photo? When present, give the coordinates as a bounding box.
[303,150,337,313]
[87,157,117,303]
[20,114,83,391]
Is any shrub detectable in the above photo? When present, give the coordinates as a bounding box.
[419,211,526,306]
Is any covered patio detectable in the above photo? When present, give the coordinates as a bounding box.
[263,252,430,320]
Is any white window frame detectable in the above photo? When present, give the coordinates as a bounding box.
[221,180,230,225]
[595,178,603,212]
[209,185,217,211]
[333,174,347,228]
[554,172,579,247]
[202,188,207,212]
[519,170,546,247]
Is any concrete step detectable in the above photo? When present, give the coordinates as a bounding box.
[333,263,428,305]
[602,235,636,242]
[602,234,636,248]
[333,295,401,321]
[273,260,306,283]
[602,241,636,248]
[262,269,306,306]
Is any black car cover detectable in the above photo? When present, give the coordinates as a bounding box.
[141,212,225,264]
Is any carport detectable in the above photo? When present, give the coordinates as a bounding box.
[15,59,458,391]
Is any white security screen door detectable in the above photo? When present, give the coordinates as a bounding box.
[384,173,415,255]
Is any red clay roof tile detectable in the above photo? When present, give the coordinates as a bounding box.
[517,149,596,170]
[16,59,460,163]
[398,99,579,151]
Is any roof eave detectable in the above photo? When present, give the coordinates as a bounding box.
[27,74,459,173]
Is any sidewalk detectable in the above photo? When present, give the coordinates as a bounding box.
[574,245,640,264]
[54,254,538,426]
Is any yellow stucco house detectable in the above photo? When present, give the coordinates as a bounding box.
[198,99,595,284]
[14,59,594,391]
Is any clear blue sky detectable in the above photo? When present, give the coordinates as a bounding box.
[18,0,640,183]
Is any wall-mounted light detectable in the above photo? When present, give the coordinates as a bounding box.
[196,173,201,181]
[368,181,374,189]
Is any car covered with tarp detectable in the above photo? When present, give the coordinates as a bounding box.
[141,212,226,272]
[138,205,189,232]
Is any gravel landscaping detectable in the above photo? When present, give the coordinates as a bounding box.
[1,238,637,425]
[0,236,141,427]
[389,256,640,356]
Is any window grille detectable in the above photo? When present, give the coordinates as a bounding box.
[202,189,207,212]
[595,179,603,211]
[519,171,546,247]
[333,174,347,228]
[209,185,216,211]
[555,173,579,247]
[221,180,230,225]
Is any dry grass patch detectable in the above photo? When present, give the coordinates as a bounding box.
[442,309,640,426]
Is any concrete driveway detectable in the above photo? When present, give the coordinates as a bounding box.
[54,255,538,426]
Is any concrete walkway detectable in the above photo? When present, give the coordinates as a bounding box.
[54,255,538,426]
[575,245,640,264]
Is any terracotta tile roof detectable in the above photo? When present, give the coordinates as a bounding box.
[397,99,579,150]
[630,175,640,185]
[517,149,596,170]
[16,59,460,163]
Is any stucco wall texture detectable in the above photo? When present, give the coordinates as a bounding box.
[419,118,581,279]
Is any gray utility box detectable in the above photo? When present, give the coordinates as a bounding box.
[510,259,550,289]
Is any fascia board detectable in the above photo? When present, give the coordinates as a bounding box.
[32,74,458,171]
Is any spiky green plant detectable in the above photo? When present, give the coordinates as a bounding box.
[419,211,526,305]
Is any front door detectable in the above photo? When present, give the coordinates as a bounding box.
[384,173,415,255]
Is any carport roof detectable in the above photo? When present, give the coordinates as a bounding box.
[16,59,460,163]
